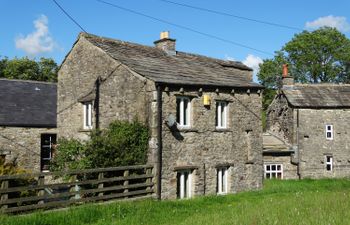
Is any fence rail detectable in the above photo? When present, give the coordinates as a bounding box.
[0,164,154,214]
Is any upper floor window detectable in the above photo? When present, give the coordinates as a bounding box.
[217,167,228,194]
[177,170,192,199]
[176,97,191,127]
[326,155,333,171]
[326,125,333,140]
[216,101,228,129]
[83,102,93,129]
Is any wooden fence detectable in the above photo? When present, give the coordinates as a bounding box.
[0,164,154,214]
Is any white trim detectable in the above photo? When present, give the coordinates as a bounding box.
[326,155,333,171]
[326,125,333,140]
[217,167,228,194]
[177,97,191,128]
[216,101,227,129]
[264,164,283,179]
[83,102,93,129]
[177,170,192,199]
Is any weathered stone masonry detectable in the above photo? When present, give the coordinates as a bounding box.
[57,32,264,199]
[265,81,350,179]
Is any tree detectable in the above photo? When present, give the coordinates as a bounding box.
[0,56,58,82]
[258,27,350,88]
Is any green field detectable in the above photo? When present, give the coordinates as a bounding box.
[1,179,350,225]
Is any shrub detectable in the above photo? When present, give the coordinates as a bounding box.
[50,138,88,171]
[51,120,149,171]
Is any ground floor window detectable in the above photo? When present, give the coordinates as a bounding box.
[41,134,57,171]
[264,164,283,179]
[176,170,192,199]
[326,155,333,171]
[217,167,228,194]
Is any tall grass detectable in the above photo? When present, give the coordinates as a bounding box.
[1,179,350,225]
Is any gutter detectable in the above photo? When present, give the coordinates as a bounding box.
[156,84,163,200]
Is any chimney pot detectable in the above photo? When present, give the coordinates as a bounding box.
[154,31,176,55]
[282,64,288,77]
[282,64,294,86]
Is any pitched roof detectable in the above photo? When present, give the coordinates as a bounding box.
[282,84,350,108]
[0,79,57,127]
[81,33,262,88]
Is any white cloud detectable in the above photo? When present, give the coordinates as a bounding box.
[242,54,263,74]
[15,15,58,55]
[305,15,350,32]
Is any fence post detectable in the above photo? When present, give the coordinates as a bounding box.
[146,167,152,192]
[37,176,45,204]
[123,170,129,197]
[98,172,104,197]
[1,179,9,211]
[70,174,80,200]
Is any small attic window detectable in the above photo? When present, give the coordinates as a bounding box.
[326,125,333,140]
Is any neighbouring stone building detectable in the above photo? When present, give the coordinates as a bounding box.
[265,66,350,179]
[57,32,264,199]
[0,79,57,172]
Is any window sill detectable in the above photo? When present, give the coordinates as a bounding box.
[177,126,198,132]
[215,128,231,132]
[79,129,92,133]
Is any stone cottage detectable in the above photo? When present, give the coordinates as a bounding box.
[265,65,350,179]
[57,32,264,199]
[0,79,57,172]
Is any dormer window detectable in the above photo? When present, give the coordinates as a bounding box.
[83,102,93,129]
[176,96,191,128]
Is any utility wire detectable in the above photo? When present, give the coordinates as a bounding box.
[159,0,302,31]
[52,0,87,32]
[96,0,273,56]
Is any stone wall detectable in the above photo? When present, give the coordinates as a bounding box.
[298,109,350,178]
[160,87,263,199]
[57,36,153,141]
[0,127,56,172]
[266,94,294,143]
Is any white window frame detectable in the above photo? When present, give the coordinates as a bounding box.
[176,97,191,128]
[177,170,192,199]
[83,102,93,130]
[216,101,228,129]
[326,125,333,140]
[326,155,333,171]
[264,164,283,179]
[217,167,228,195]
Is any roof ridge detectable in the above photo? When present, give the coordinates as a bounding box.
[0,78,57,85]
[81,32,252,71]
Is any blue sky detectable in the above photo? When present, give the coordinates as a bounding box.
[1,0,350,80]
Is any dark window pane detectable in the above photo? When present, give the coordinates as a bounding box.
[272,165,276,170]
[176,98,181,123]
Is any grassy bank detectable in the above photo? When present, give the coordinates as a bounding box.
[1,179,350,225]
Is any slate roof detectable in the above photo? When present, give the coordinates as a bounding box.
[0,79,57,127]
[81,33,262,88]
[282,84,350,108]
[262,133,293,153]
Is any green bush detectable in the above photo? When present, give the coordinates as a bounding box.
[50,138,88,171]
[51,120,149,171]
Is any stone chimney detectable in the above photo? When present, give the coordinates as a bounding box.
[282,64,294,86]
[154,31,176,55]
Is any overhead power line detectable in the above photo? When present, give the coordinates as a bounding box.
[159,0,302,31]
[96,0,273,56]
[52,0,87,32]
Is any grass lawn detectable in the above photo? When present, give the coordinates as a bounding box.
[1,179,350,225]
